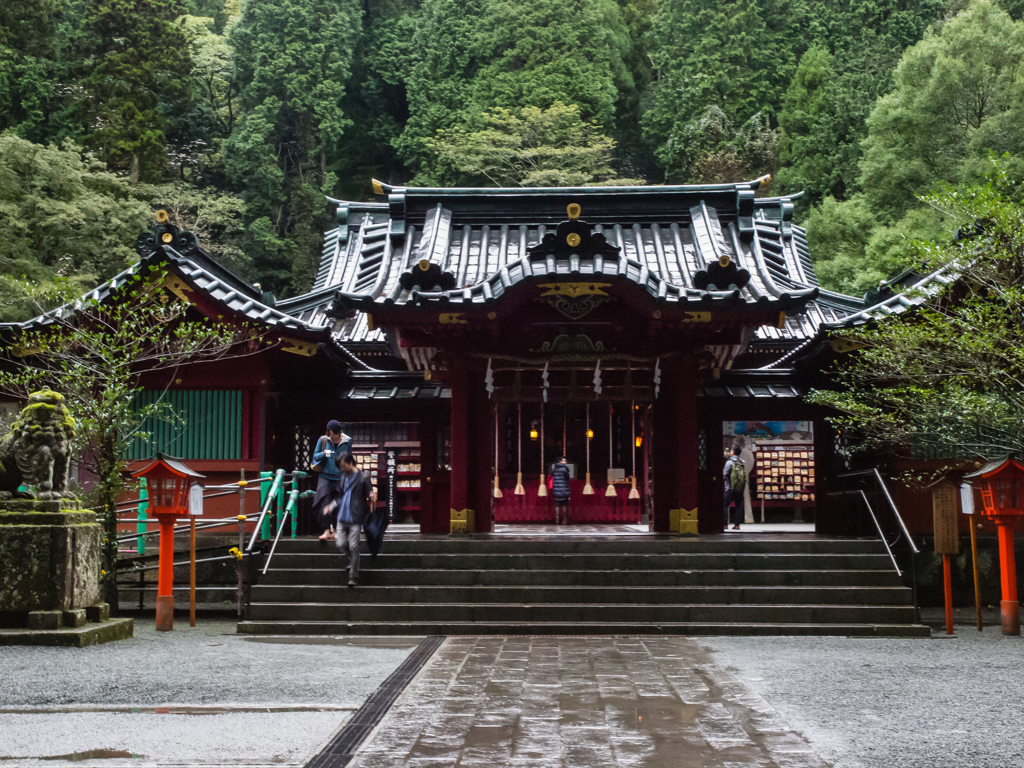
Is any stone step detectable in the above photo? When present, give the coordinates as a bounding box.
[272,537,887,555]
[237,619,932,637]
[247,601,919,624]
[260,567,906,588]
[265,552,896,571]
[251,584,914,605]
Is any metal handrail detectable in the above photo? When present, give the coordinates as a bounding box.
[828,489,902,575]
[836,469,919,554]
[246,469,285,552]
[262,490,299,575]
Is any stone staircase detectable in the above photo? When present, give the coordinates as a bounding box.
[237,535,930,637]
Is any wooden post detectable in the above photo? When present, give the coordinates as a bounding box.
[943,553,953,636]
[189,516,196,628]
[970,518,983,632]
[996,521,1020,636]
[933,480,959,635]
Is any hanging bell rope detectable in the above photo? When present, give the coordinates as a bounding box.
[629,400,640,500]
[562,403,567,456]
[514,402,526,495]
[583,402,595,495]
[538,402,547,497]
[493,405,502,499]
[605,402,616,497]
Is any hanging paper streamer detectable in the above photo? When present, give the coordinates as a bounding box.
[538,403,547,497]
[593,358,602,394]
[653,358,661,399]
[583,402,595,495]
[514,403,526,495]
[605,403,617,497]
[492,406,502,498]
[541,362,550,403]
[485,358,495,398]
[629,400,640,500]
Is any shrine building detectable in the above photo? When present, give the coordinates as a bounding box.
[1,178,939,535]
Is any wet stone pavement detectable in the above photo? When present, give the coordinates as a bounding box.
[350,637,829,768]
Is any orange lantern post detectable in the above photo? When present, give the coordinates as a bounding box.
[131,455,205,632]
[964,456,1024,636]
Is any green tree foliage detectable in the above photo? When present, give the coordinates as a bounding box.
[0,0,58,142]
[428,103,643,187]
[226,0,361,294]
[644,0,782,177]
[860,0,1024,220]
[808,168,1024,461]
[78,0,193,183]
[0,132,150,286]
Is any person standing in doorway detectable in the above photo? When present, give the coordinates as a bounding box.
[723,445,747,530]
[312,420,349,541]
[550,456,571,525]
[734,437,757,524]
[336,452,376,587]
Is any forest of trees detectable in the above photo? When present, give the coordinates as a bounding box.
[4,0,1024,308]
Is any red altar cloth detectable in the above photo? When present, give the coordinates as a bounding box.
[493,479,642,524]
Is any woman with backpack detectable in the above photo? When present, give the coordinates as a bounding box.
[723,445,747,530]
[550,456,571,525]
[311,420,350,540]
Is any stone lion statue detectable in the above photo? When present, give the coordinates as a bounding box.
[0,390,76,499]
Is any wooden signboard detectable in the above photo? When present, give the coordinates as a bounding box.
[932,480,960,555]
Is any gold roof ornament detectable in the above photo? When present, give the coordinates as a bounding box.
[156,209,169,223]
[567,203,581,220]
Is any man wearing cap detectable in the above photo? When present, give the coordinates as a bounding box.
[312,420,351,540]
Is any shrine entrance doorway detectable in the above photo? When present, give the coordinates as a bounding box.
[491,398,651,528]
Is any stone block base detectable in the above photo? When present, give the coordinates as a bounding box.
[27,610,62,630]
[86,602,110,623]
[0,617,133,647]
[62,608,87,628]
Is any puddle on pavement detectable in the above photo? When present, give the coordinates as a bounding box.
[1,750,142,761]
[240,636,422,649]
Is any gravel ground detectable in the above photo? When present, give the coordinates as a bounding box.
[705,627,1024,768]
[0,620,420,767]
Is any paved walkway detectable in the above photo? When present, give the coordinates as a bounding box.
[350,637,828,768]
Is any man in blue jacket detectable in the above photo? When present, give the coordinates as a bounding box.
[312,420,350,540]
[336,452,376,587]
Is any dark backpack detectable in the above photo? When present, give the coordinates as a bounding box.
[728,458,746,492]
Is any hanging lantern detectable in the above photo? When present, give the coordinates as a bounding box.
[583,402,595,495]
[635,436,642,448]
[530,423,539,441]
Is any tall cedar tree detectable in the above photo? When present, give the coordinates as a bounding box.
[0,0,58,142]
[227,0,361,295]
[80,0,193,183]
[401,0,631,185]
[396,0,485,184]
[644,0,779,177]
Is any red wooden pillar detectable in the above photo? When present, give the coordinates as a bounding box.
[155,513,176,631]
[472,376,494,533]
[997,521,1020,635]
[450,356,472,533]
[651,370,675,533]
[419,409,438,534]
[676,357,701,531]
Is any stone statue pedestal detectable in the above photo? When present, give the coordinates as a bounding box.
[0,500,133,646]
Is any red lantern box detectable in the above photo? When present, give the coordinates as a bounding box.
[131,455,205,631]
[964,456,1024,636]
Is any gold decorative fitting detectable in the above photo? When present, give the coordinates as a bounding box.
[718,254,730,268]
[281,338,318,357]
[156,209,169,223]
[418,259,431,272]
[161,232,174,244]
[371,179,384,195]
[566,232,581,247]
[439,312,467,325]
[487,311,497,320]
[567,203,581,220]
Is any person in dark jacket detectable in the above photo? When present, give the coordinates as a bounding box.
[336,453,377,587]
[311,420,349,540]
[550,456,571,525]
